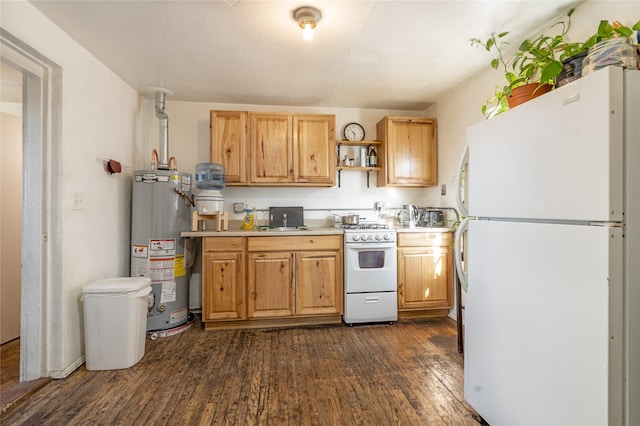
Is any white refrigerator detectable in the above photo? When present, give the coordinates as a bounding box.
[455,67,639,425]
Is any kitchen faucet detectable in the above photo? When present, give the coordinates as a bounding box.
[283,213,287,228]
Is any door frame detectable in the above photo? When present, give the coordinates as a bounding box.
[1,29,62,381]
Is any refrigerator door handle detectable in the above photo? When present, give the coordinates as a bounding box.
[454,217,469,292]
[456,145,469,217]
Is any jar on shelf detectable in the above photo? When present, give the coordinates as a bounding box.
[582,37,638,77]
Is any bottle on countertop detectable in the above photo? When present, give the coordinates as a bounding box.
[241,209,255,230]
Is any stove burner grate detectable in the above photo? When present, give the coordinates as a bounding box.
[339,223,389,230]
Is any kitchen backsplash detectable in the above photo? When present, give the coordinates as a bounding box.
[228,206,459,229]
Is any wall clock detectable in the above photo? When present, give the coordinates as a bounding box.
[343,122,365,141]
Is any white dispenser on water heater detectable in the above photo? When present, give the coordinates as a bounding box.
[194,162,225,215]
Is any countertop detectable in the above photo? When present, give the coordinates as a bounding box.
[394,226,454,233]
[182,227,344,237]
[182,226,454,238]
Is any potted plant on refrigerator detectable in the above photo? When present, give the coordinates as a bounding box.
[471,9,575,117]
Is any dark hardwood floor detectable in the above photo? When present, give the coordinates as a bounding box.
[2,316,478,425]
[1,338,51,418]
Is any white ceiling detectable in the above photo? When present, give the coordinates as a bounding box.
[26,0,583,110]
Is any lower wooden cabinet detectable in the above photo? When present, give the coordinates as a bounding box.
[202,234,343,328]
[397,232,453,312]
[202,237,245,321]
[295,251,342,316]
[247,236,343,319]
[247,252,294,318]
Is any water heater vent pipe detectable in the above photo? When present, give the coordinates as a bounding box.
[148,87,173,170]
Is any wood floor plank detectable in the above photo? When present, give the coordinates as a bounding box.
[2,316,478,425]
[171,332,232,425]
[297,328,321,425]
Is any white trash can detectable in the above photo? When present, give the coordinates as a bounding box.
[81,277,151,371]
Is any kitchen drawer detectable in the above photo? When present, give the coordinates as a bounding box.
[397,232,452,248]
[248,235,342,252]
[203,236,244,252]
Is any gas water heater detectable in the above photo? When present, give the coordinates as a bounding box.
[131,88,194,332]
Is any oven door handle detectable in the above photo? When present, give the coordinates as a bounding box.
[345,243,396,250]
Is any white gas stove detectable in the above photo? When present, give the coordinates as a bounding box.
[339,218,398,325]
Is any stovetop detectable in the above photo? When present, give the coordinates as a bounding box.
[338,223,390,230]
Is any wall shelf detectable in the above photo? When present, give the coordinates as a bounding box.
[335,140,382,188]
[336,167,382,172]
[336,140,381,146]
[336,167,381,188]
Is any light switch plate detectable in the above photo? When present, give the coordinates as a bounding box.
[72,192,85,210]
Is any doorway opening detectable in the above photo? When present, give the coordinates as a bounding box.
[1,62,22,346]
[0,29,62,390]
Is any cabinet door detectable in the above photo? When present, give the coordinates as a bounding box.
[249,113,293,184]
[248,252,294,317]
[398,247,452,309]
[292,114,336,185]
[295,250,343,316]
[202,251,245,320]
[210,110,247,185]
[377,117,438,187]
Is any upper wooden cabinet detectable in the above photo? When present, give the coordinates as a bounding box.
[210,110,335,186]
[376,116,438,187]
[292,114,336,185]
[210,110,247,185]
[249,112,293,184]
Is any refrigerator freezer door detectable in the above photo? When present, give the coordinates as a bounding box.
[464,219,623,425]
[467,67,624,222]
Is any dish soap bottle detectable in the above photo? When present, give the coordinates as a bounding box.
[241,209,255,230]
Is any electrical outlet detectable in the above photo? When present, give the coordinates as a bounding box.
[234,202,245,213]
[441,184,447,196]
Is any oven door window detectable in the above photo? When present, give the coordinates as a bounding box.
[358,250,385,269]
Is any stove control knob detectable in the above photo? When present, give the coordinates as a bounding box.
[352,234,360,241]
[383,233,391,240]
[375,234,382,241]
[361,234,369,241]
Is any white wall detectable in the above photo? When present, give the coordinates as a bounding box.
[427,1,640,321]
[431,1,640,211]
[141,101,448,223]
[1,0,139,377]
[1,112,22,344]
[1,0,638,375]
[142,102,449,310]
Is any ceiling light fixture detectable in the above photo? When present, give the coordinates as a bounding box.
[294,6,321,41]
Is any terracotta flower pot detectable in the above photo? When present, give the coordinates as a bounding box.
[507,83,552,109]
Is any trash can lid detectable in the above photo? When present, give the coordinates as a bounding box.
[81,277,151,294]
